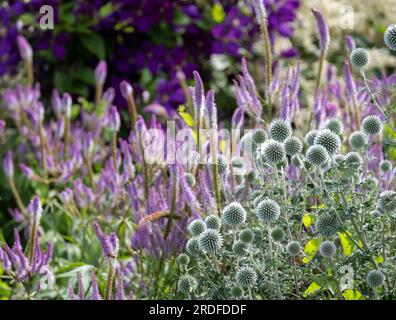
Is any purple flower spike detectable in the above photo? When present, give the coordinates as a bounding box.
[345,35,356,53]
[109,106,120,132]
[91,270,102,300]
[29,195,43,221]
[3,150,14,178]
[16,35,33,61]
[311,8,330,52]
[120,81,133,99]
[92,221,112,259]
[253,0,268,24]
[95,60,107,85]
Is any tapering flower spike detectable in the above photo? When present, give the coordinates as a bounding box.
[311,9,330,52]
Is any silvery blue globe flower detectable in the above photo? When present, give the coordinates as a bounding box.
[205,214,221,230]
[305,130,318,147]
[319,241,337,258]
[316,213,339,237]
[188,219,206,237]
[370,210,381,218]
[198,229,223,253]
[268,118,292,142]
[217,154,230,175]
[222,202,247,226]
[186,238,200,256]
[284,136,303,156]
[231,285,244,298]
[252,128,267,145]
[239,229,255,244]
[366,270,385,288]
[178,275,197,293]
[240,131,254,152]
[350,48,370,70]
[177,253,190,266]
[349,131,368,150]
[344,152,363,170]
[184,172,196,187]
[261,140,286,165]
[384,24,396,51]
[232,240,248,257]
[379,160,392,173]
[271,227,285,242]
[231,156,244,168]
[377,190,396,213]
[306,145,329,167]
[314,129,341,155]
[255,198,281,223]
[324,118,343,135]
[236,266,257,287]
[286,241,301,256]
[362,115,383,135]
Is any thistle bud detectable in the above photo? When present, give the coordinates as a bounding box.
[16,35,33,61]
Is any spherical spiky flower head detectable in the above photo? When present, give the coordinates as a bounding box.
[239,229,255,244]
[362,115,383,135]
[186,238,200,256]
[268,118,292,142]
[231,285,244,298]
[255,198,281,223]
[236,266,257,288]
[177,253,190,266]
[370,210,381,218]
[319,240,336,258]
[324,118,343,135]
[231,156,244,169]
[222,202,247,226]
[286,241,300,256]
[217,154,229,175]
[316,213,339,237]
[188,219,206,237]
[366,270,385,288]
[379,160,392,173]
[291,154,304,167]
[377,190,396,213]
[306,145,329,167]
[271,227,285,242]
[205,214,221,230]
[184,172,196,187]
[261,140,286,165]
[252,128,267,145]
[349,131,368,150]
[305,130,318,147]
[284,136,303,156]
[350,48,370,70]
[178,275,197,293]
[240,131,254,154]
[198,229,223,253]
[314,129,341,155]
[384,24,396,51]
[344,152,363,170]
[232,241,248,257]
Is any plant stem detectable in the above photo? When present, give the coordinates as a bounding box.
[104,260,115,300]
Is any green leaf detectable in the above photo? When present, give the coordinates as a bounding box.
[81,33,106,59]
[56,262,93,278]
[99,2,114,18]
[54,71,71,93]
[302,213,313,228]
[303,238,321,264]
[303,281,321,298]
[211,3,225,23]
[74,67,95,85]
[338,231,355,256]
[374,256,384,264]
[342,289,365,300]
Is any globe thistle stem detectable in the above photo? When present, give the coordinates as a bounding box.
[267,223,282,299]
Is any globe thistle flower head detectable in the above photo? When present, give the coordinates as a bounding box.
[319,241,337,258]
[231,285,244,298]
[216,154,230,175]
[236,266,257,288]
[384,24,396,51]
[305,130,318,147]
[324,118,343,135]
[344,152,363,170]
[240,131,254,153]
[268,118,292,142]
[362,115,383,135]
[222,202,247,226]
[377,190,396,213]
[198,229,223,253]
[379,160,392,173]
[314,129,341,155]
[188,219,206,237]
[205,214,221,230]
[316,213,339,237]
[366,270,385,288]
[271,227,285,242]
[239,229,255,244]
[252,128,267,145]
[178,275,197,293]
[286,241,300,256]
[306,145,329,167]
[255,198,281,223]
[186,238,200,256]
[349,131,368,150]
[284,136,303,156]
[231,156,244,168]
[177,253,190,266]
[260,140,286,166]
[232,241,248,257]
[184,172,196,187]
[370,210,381,218]
[350,48,370,70]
